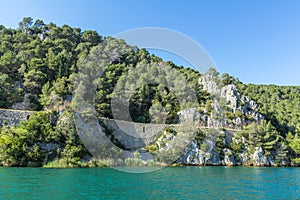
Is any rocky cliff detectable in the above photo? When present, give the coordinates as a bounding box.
[198,74,264,128]
[0,74,294,167]
[171,74,288,166]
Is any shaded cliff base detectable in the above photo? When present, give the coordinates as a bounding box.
[34,143,300,168]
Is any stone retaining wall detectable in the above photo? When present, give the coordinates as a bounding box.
[100,118,166,150]
[0,109,33,126]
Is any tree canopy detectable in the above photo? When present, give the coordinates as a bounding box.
[0,18,299,167]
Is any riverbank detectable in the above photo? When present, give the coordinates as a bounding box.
[2,157,296,168]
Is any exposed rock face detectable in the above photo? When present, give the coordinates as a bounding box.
[177,140,232,166]
[176,141,203,165]
[178,108,201,124]
[176,128,223,166]
[11,93,31,110]
[0,73,292,167]
[200,74,218,94]
[220,85,239,110]
[199,74,264,128]
[37,33,48,40]
[162,72,288,166]
[176,135,289,166]
[252,147,269,166]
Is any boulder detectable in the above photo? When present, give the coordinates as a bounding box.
[252,147,269,166]
[11,93,31,110]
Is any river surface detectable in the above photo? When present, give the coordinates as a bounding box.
[0,166,299,199]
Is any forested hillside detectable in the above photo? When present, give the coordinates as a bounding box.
[0,18,299,167]
[239,84,300,136]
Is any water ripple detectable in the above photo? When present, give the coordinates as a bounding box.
[0,167,299,200]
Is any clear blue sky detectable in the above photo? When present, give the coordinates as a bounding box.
[1,0,299,85]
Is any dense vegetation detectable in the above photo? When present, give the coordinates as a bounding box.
[239,84,300,136]
[237,84,300,164]
[0,18,299,167]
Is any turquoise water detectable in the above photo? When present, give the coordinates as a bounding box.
[0,167,299,200]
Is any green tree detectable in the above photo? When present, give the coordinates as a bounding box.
[149,99,169,123]
[289,134,300,155]
[18,17,33,32]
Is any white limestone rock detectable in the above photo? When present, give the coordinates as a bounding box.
[253,147,269,166]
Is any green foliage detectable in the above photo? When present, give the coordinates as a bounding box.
[200,143,209,152]
[230,140,244,153]
[0,18,97,110]
[0,73,14,107]
[238,83,300,161]
[133,151,140,159]
[0,17,205,122]
[0,110,87,166]
[205,67,219,77]
[289,134,300,155]
[239,84,300,136]
[195,129,206,145]
[27,144,45,162]
[291,158,300,165]
[0,18,299,166]
[220,73,238,86]
[205,100,212,114]
[234,120,280,158]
